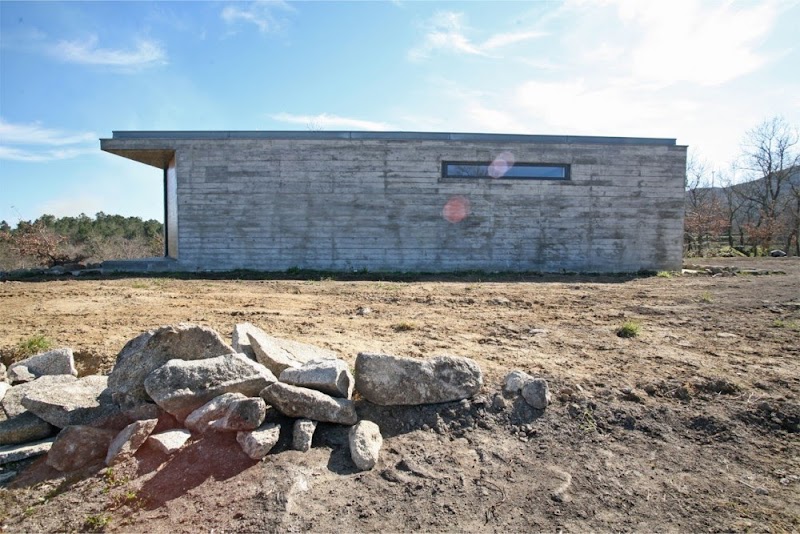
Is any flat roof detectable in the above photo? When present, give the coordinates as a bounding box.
[106,130,678,146]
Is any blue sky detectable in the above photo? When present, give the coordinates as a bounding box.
[1,0,799,224]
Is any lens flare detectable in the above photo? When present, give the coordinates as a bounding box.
[443,195,470,223]
[488,151,516,179]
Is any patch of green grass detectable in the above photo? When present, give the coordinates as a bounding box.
[580,407,597,433]
[109,489,142,511]
[616,320,641,338]
[102,468,129,490]
[656,271,673,278]
[130,278,168,289]
[392,321,416,332]
[772,319,800,330]
[375,282,402,291]
[84,514,111,532]
[16,334,53,357]
[699,291,713,303]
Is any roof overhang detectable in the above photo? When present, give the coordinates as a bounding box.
[101,146,175,169]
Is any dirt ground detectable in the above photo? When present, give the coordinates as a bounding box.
[0,257,798,532]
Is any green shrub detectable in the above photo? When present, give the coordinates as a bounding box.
[16,334,53,357]
[616,320,640,338]
[84,514,111,531]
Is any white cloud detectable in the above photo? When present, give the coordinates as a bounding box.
[461,101,530,134]
[270,112,395,131]
[221,0,293,34]
[408,11,545,61]
[0,146,95,162]
[621,1,778,86]
[0,119,97,162]
[513,79,700,135]
[481,31,547,51]
[36,194,107,219]
[562,0,779,87]
[51,36,166,68]
[0,119,96,146]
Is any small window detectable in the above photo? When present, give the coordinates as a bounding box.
[442,162,570,180]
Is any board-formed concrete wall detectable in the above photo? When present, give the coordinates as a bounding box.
[101,132,686,272]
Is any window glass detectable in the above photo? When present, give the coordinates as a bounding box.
[442,162,569,180]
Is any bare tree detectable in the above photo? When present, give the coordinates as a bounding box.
[736,116,800,254]
[684,152,727,256]
[716,165,746,249]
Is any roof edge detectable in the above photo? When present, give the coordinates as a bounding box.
[105,130,678,146]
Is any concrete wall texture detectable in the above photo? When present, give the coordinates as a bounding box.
[101,132,687,273]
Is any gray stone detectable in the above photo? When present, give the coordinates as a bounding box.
[144,353,276,421]
[0,470,17,483]
[210,397,267,432]
[107,324,235,408]
[354,353,483,406]
[0,412,56,446]
[1,375,78,418]
[147,429,191,455]
[21,375,128,429]
[105,418,158,466]
[8,366,36,384]
[521,378,551,410]
[0,438,56,465]
[237,422,280,460]
[232,323,260,360]
[260,382,357,425]
[185,393,247,433]
[292,419,316,452]
[0,382,9,403]
[7,348,77,384]
[247,329,337,376]
[279,359,354,399]
[46,425,117,472]
[349,420,382,471]
[122,402,162,421]
[0,362,6,382]
[503,370,533,394]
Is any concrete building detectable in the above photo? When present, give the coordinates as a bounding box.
[101,131,686,273]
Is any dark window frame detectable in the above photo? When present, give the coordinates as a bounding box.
[441,161,571,181]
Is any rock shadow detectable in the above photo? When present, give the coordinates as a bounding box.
[8,456,104,491]
[137,432,257,510]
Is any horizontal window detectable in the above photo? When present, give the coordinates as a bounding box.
[442,161,570,180]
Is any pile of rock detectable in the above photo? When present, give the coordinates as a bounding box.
[1,323,485,477]
[502,369,552,410]
[681,264,787,276]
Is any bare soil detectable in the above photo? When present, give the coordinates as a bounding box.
[1,257,798,533]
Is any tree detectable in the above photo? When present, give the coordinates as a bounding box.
[0,214,164,270]
[736,116,799,253]
[684,153,728,256]
[0,220,83,267]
